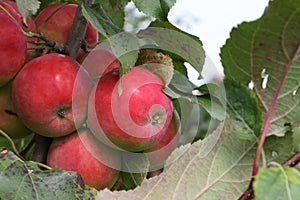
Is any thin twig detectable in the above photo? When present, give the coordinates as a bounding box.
[0,129,24,160]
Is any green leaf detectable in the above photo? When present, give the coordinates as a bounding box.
[138,20,205,75]
[119,151,148,190]
[225,79,262,140]
[82,3,122,38]
[82,4,140,76]
[97,119,293,199]
[197,95,226,121]
[254,167,300,200]
[121,172,145,190]
[221,0,300,136]
[16,0,40,18]
[263,132,295,164]
[132,0,176,21]
[96,0,130,28]
[0,147,97,200]
[108,32,140,75]
[163,72,226,122]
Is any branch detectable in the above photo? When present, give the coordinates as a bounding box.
[64,5,88,59]
[27,32,65,54]
[283,150,300,167]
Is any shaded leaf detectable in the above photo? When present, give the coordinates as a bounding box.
[254,167,300,200]
[132,0,176,21]
[97,0,130,28]
[164,73,226,122]
[121,172,145,190]
[82,3,122,38]
[0,148,97,200]
[225,79,262,140]
[221,0,300,136]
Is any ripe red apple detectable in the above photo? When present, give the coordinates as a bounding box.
[80,48,119,79]
[12,53,92,137]
[87,67,173,152]
[0,12,26,87]
[0,81,32,138]
[144,111,181,170]
[0,0,37,60]
[0,0,37,38]
[47,128,121,190]
[35,3,98,60]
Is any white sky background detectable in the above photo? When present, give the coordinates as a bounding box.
[168,0,269,84]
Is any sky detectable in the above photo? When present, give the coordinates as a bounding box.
[168,0,269,83]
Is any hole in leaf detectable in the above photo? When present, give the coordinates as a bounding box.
[248,81,254,90]
[261,68,269,89]
[271,151,278,158]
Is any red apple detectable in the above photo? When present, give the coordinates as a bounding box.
[144,111,181,170]
[12,53,92,137]
[0,81,32,138]
[35,3,98,60]
[0,0,37,35]
[87,67,173,152]
[80,48,119,79]
[47,128,121,190]
[0,12,26,87]
[0,0,37,59]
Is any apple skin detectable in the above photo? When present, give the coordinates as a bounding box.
[88,67,173,152]
[0,0,37,41]
[0,81,32,138]
[47,128,121,190]
[0,0,38,61]
[35,3,98,60]
[0,12,26,87]
[144,111,181,170]
[12,53,92,137]
[80,48,119,78]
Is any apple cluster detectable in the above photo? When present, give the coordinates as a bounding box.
[0,1,181,191]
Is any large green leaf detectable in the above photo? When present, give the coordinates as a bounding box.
[0,147,97,200]
[97,119,294,199]
[132,0,176,21]
[221,0,300,136]
[254,167,300,200]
